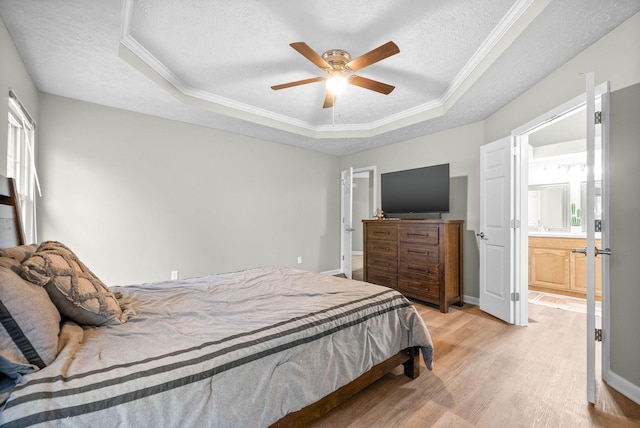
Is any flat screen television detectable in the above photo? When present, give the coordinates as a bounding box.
[381,163,450,217]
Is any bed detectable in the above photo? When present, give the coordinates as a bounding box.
[0,175,433,427]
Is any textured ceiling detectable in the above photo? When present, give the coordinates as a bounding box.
[1,0,639,156]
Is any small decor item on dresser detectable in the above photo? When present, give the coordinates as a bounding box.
[375,209,384,220]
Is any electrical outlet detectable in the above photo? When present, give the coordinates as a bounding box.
[297,256,302,264]
[171,270,179,280]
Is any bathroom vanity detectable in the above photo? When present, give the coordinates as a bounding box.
[528,234,601,299]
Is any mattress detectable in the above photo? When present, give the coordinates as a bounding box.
[0,266,433,427]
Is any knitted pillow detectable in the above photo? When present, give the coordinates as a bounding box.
[0,264,61,379]
[22,241,133,326]
[0,244,38,263]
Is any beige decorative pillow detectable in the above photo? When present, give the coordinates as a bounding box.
[0,244,38,263]
[0,265,61,378]
[22,241,134,326]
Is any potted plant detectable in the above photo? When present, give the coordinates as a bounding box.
[571,203,582,232]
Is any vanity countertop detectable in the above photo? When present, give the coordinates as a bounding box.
[528,232,601,239]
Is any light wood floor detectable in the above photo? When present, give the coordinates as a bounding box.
[320,261,640,427]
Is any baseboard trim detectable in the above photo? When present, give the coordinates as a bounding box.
[604,369,640,405]
[352,251,363,256]
[464,295,479,306]
[322,269,342,276]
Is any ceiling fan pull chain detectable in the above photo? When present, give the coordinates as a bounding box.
[332,93,339,126]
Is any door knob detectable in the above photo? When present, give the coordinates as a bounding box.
[346,228,355,232]
[476,232,488,240]
[572,247,612,256]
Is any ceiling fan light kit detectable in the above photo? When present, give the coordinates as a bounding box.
[326,71,348,95]
[271,41,399,109]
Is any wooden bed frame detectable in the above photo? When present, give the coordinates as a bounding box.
[271,346,420,427]
[0,174,422,427]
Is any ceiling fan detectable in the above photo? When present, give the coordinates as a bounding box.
[271,41,400,109]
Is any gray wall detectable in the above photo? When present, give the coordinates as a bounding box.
[36,94,342,285]
[341,122,485,298]
[3,5,639,400]
[340,11,640,397]
[0,16,39,176]
[342,11,640,303]
[609,83,640,389]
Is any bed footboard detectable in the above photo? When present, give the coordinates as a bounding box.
[271,346,421,427]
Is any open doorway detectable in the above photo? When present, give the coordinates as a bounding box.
[525,103,603,320]
[509,79,610,405]
[341,166,377,279]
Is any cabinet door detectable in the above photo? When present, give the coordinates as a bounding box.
[572,253,602,296]
[529,247,571,290]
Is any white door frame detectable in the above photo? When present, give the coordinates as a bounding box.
[511,81,611,403]
[340,166,377,277]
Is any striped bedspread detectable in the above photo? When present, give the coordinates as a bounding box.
[0,266,433,427]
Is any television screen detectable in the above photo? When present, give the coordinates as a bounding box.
[381,164,450,215]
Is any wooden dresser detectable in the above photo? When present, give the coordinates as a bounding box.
[362,219,464,313]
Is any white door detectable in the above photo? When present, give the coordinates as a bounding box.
[583,73,611,404]
[584,73,598,404]
[340,167,354,278]
[479,137,516,324]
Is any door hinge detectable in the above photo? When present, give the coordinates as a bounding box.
[511,292,520,302]
[511,146,518,157]
[595,111,602,125]
[511,219,520,229]
[595,219,602,233]
[595,328,603,342]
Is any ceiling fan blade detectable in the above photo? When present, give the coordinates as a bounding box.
[290,42,331,69]
[323,91,335,109]
[346,41,400,72]
[271,76,325,90]
[348,75,395,95]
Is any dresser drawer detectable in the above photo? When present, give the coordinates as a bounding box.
[399,259,439,281]
[399,243,438,261]
[399,225,439,245]
[367,269,398,289]
[366,224,398,241]
[367,239,397,257]
[367,253,397,273]
[399,275,440,299]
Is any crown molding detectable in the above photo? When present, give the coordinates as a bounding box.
[119,0,544,139]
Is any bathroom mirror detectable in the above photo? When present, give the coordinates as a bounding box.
[528,183,569,231]
[580,181,602,232]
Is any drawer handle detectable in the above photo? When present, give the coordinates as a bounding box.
[374,246,391,252]
[407,250,426,255]
[407,233,428,237]
[374,262,391,267]
[409,267,429,273]
[373,231,390,235]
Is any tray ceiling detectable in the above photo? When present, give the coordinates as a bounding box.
[1,0,639,155]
